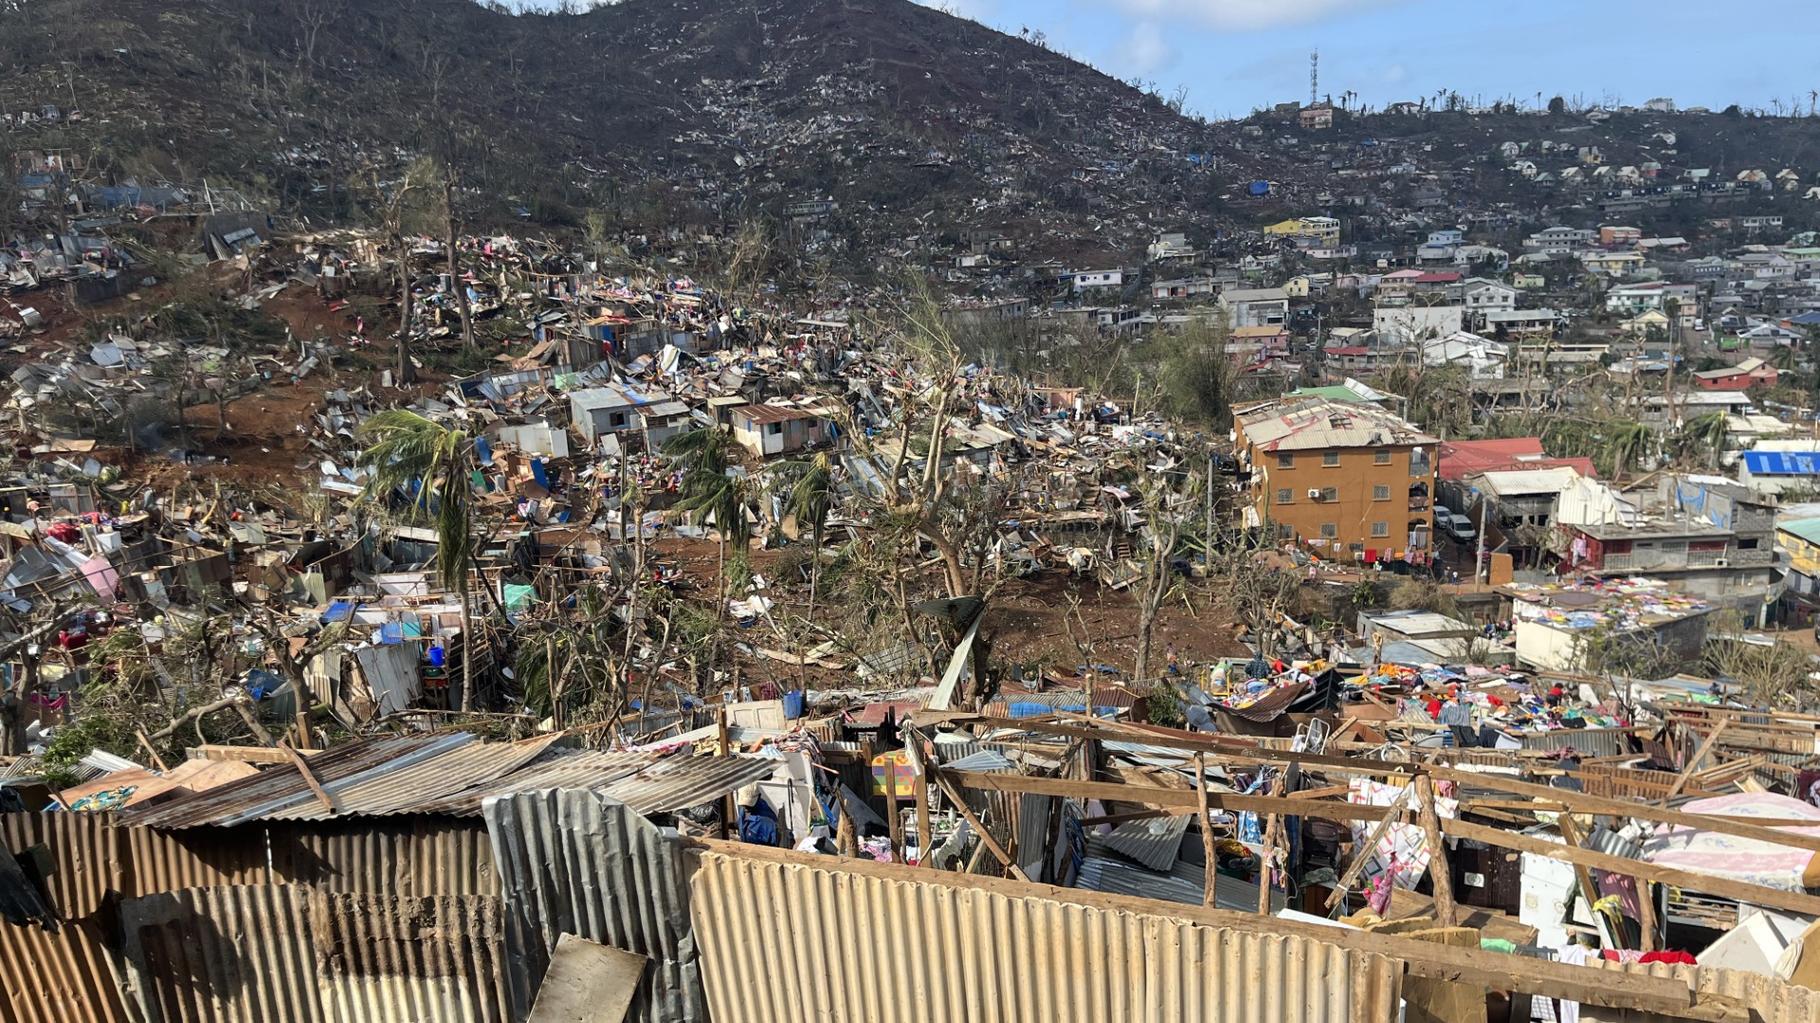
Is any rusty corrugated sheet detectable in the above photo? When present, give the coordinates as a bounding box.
[121,884,322,1022]
[117,735,457,829]
[119,884,510,1023]
[484,789,702,1023]
[1582,959,1820,1023]
[125,823,269,897]
[689,847,1402,1023]
[307,889,510,1023]
[264,738,559,822]
[1,811,125,919]
[268,817,498,897]
[0,917,131,1023]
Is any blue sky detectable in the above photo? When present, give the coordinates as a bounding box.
[914,0,1820,120]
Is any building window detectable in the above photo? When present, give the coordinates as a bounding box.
[1277,453,1294,469]
[1349,543,1365,555]
[1373,485,1391,501]
[1276,523,1294,540]
[1323,451,1341,467]
[1320,523,1338,539]
[609,412,627,427]
[1372,521,1390,537]
[1738,538,1760,550]
[1320,487,1338,502]
[1276,488,1293,504]
[1374,449,1392,464]
[767,422,783,436]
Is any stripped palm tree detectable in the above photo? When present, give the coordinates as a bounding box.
[357,410,480,710]
[775,452,835,622]
[1675,411,1731,466]
[1601,420,1654,482]
[664,427,748,600]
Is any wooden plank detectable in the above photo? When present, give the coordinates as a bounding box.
[928,769,1031,882]
[278,741,335,814]
[1195,753,1218,908]
[191,743,320,764]
[1416,776,1456,928]
[1444,818,1820,919]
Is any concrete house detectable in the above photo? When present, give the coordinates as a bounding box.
[729,402,834,459]
[569,383,693,450]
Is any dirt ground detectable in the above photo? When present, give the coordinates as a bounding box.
[642,534,1251,690]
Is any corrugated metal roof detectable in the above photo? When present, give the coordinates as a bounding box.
[117,733,770,828]
[1586,959,1820,1023]
[118,734,455,829]
[1101,812,1192,872]
[484,789,704,1023]
[689,846,1398,1023]
[1075,852,1288,914]
[1744,451,1820,476]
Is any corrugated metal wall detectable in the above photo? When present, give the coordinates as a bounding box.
[0,812,501,1023]
[0,920,131,1023]
[118,885,510,1023]
[484,789,703,1023]
[0,811,124,919]
[268,818,498,896]
[689,849,1402,1023]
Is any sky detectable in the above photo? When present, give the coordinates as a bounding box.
[910,0,1820,121]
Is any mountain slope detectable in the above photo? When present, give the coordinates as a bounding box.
[0,0,1221,260]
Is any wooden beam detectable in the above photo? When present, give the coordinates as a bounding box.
[1257,772,1287,915]
[192,743,321,764]
[278,741,335,815]
[1444,818,1820,919]
[885,756,903,861]
[1195,753,1218,908]
[929,769,1031,883]
[943,769,1398,825]
[913,765,933,868]
[1662,721,1727,805]
[1555,814,1604,945]
[1424,763,1820,855]
[1416,776,1456,928]
[1327,783,1412,910]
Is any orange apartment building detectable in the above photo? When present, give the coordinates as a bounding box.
[1232,397,1438,565]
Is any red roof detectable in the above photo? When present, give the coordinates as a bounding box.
[1438,438,1597,481]
[1324,346,1370,357]
[1413,271,1462,284]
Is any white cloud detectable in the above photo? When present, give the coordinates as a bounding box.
[1115,21,1177,76]
[1109,0,1400,31]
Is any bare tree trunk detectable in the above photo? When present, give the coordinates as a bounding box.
[395,235,416,384]
[458,584,474,712]
[444,173,475,353]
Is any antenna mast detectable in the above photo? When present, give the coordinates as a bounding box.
[1310,49,1319,106]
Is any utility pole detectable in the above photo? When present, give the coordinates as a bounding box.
[1475,495,1489,586]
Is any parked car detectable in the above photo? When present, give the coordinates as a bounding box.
[1444,512,1476,543]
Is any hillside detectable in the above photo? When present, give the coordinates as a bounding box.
[0,0,1223,261]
